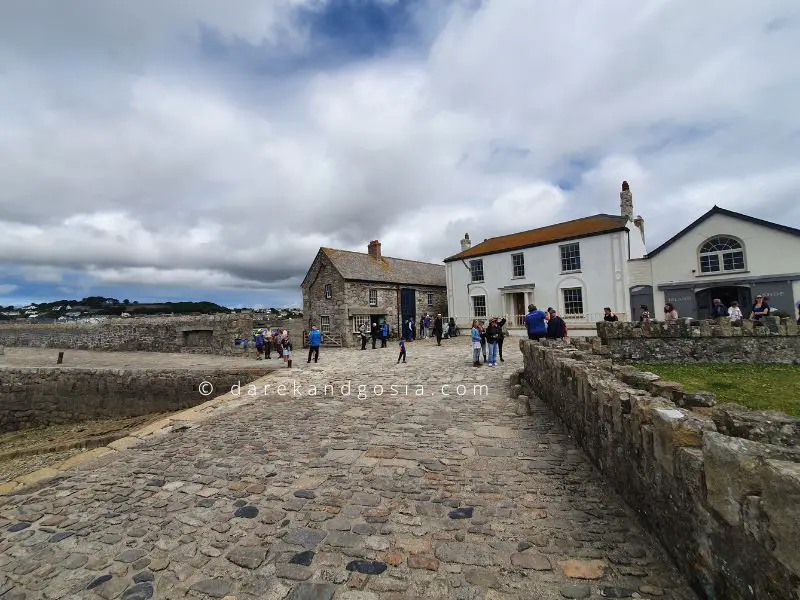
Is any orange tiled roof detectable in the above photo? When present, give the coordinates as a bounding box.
[443,214,630,262]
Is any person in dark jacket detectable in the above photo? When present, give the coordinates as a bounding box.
[371,322,380,349]
[433,314,443,345]
[485,318,501,366]
[496,316,507,361]
[448,317,456,337]
[711,299,728,318]
[546,309,568,340]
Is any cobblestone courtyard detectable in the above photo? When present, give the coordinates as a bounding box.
[0,338,697,600]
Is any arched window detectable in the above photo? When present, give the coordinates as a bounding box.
[698,236,745,273]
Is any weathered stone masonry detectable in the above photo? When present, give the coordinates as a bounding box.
[0,367,269,434]
[596,317,800,363]
[0,313,253,355]
[517,339,800,600]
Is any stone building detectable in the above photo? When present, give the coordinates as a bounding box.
[301,241,447,347]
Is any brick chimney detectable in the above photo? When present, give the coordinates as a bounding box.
[367,240,381,261]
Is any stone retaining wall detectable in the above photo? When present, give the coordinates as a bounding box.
[0,313,253,355]
[0,367,269,433]
[517,339,800,600]
[595,317,800,363]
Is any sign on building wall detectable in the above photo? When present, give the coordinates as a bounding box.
[753,282,794,314]
[664,289,696,318]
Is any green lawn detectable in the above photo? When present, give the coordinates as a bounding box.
[635,363,800,417]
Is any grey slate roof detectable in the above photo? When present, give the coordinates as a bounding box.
[322,248,445,287]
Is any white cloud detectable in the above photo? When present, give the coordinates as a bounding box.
[0,0,798,301]
[0,284,19,294]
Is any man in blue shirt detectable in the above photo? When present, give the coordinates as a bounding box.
[307,326,322,363]
[524,304,548,340]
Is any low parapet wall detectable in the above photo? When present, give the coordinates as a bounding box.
[0,367,269,433]
[595,317,800,363]
[517,339,800,600]
[0,313,253,355]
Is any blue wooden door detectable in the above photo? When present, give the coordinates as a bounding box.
[401,288,415,333]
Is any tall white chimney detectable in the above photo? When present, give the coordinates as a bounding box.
[460,233,471,251]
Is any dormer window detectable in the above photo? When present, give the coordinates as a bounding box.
[698,236,745,273]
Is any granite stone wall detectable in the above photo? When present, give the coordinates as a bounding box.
[516,339,800,600]
[0,367,269,433]
[0,313,254,356]
[596,317,800,363]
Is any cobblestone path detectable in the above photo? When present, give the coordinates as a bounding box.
[0,339,697,600]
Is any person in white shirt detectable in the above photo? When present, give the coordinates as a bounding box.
[728,301,743,322]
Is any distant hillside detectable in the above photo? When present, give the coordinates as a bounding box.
[1,296,230,319]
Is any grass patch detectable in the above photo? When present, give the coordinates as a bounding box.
[634,363,800,417]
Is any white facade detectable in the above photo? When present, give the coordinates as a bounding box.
[445,227,640,324]
[445,202,800,325]
[634,210,800,318]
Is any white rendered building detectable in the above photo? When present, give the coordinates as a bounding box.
[444,182,646,328]
[444,181,800,329]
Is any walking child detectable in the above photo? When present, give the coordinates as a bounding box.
[397,338,406,363]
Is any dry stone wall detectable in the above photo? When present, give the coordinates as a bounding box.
[596,317,800,363]
[0,313,253,356]
[517,339,800,600]
[0,367,269,433]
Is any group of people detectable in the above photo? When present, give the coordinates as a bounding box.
[469,316,508,367]
[630,293,788,324]
[253,327,293,366]
[522,305,568,341]
[358,314,459,349]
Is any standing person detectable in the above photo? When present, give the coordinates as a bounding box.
[264,330,272,359]
[307,325,322,363]
[485,317,501,367]
[729,301,743,323]
[711,299,728,318]
[603,307,618,322]
[381,321,389,347]
[448,317,456,337]
[470,320,482,367]
[397,338,406,363]
[433,314,443,346]
[639,305,651,323]
[424,314,431,339]
[664,303,678,320]
[496,315,507,361]
[546,309,568,340]
[750,294,770,322]
[255,329,265,360]
[359,321,368,350]
[479,320,488,363]
[371,322,379,349]
[419,315,426,339]
[282,335,292,368]
[524,305,547,340]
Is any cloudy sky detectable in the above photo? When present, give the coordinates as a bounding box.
[1,0,798,308]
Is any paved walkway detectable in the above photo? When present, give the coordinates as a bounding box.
[0,338,697,600]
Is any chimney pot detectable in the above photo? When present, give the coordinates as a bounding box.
[460,233,471,252]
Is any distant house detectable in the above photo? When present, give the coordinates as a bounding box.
[301,240,447,347]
